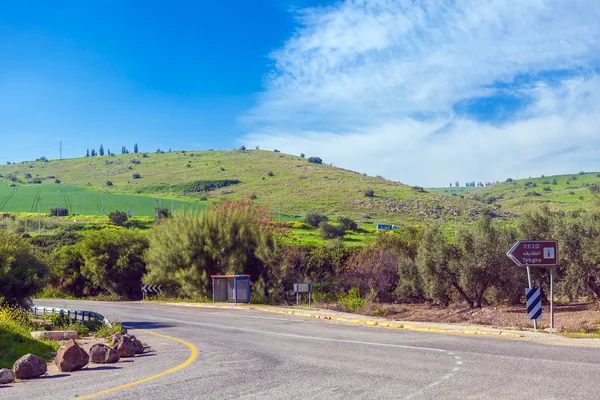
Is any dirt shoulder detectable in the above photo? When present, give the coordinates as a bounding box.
[321,301,600,333]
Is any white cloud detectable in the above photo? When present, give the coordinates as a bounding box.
[242,0,600,186]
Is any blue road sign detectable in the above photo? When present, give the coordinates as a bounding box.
[526,288,542,320]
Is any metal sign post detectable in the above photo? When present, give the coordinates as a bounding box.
[507,240,558,330]
[294,283,312,307]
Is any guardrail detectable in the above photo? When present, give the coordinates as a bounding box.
[30,306,112,328]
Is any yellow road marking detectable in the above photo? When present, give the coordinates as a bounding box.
[78,328,198,400]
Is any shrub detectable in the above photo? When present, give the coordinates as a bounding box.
[307,156,322,164]
[106,180,113,186]
[108,210,128,226]
[49,207,69,217]
[343,248,400,302]
[319,222,345,239]
[0,231,48,308]
[239,145,246,151]
[55,179,61,184]
[267,171,274,177]
[132,172,141,179]
[130,159,141,164]
[300,153,305,158]
[364,189,375,197]
[552,178,558,184]
[78,230,149,300]
[304,213,328,227]
[579,171,585,175]
[337,216,358,231]
[338,288,365,313]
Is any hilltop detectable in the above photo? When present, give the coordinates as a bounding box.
[430,172,600,215]
[0,149,486,224]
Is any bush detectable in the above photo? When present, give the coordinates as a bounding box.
[364,189,374,197]
[0,231,48,308]
[106,180,113,186]
[338,288,365,313]
[78,230,149,300]
[319,222,345,239]
[108,210,128,226]
[49,207,69,217]
[132,172,141,179]
[304,213,328,227]
[267,171,274,177]
[337,216,358,231]
[307,156,322,164]
[300,153,305,158]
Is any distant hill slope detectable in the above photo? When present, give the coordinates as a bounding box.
[430,172,600,215]
[0,150,486,223]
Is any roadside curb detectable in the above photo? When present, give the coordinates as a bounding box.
[164,302,525,338]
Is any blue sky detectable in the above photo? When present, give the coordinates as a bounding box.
[2,1,600,186]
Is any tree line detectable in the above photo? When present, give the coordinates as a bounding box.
[1,203,600,311]
[86,143,139,157]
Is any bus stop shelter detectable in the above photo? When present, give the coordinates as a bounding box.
[211,275,251,304]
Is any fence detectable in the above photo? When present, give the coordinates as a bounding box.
[30,306,112,328]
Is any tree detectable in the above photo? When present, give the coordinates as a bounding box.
[300,153,305,158]
[91,148,97,156]
[99,144,105,156]
[454,214,518,307]
[455,181,460,187]
[304,213,328,227]
[49,207,69,217]
[0,230,48,308]
[343,247,399,302]
[134,143,139,154]
[308,156,322,164]
[337,216,358,231]
[319,221,345,239]
[86,149,90,157]
[79,230,148,299]
[108,210,128,226]
[144,200,280,298]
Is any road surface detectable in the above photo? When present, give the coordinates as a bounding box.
[3,300,600,399]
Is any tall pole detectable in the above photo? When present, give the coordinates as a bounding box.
[550,266,554,329]
[526,266,537,330]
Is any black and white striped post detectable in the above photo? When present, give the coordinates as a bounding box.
[141,284,163,299]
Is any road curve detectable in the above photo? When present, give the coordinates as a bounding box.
[3,300,600,399]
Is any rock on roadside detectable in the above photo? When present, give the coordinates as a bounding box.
[13,354,47,379]
[54,339,89,372]
[0,368,15,384]
[89,344,120,364]
[114,335,137,358]
[128,335,145,355]
[111,332,123,347]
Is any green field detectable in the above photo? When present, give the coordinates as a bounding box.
[0,180,206,217]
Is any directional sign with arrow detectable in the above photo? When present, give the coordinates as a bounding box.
[507,240,558,267]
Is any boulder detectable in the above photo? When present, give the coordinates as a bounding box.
[89,344,120,364]
[54,339,89,372]
[13,354,47,379]
[0,368,15,384]
[127,335,145,355]
[111,332,123,347]
[114,335,137,358]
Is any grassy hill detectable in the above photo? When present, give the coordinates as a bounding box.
[429,172,600,215]
[0,150,484,224]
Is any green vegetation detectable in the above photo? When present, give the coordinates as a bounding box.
[0,150,480,224]
[0,305,58,369]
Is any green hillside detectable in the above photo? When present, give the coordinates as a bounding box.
[430,172,600,215]
[0,150,485,224]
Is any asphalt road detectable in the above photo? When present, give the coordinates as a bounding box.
[3,300,600,399]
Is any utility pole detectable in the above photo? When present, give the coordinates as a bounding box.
[38,197,41,232]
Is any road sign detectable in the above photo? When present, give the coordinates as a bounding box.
[141,284,163,298]
[526,288,542,320]
[507,240,558,267]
